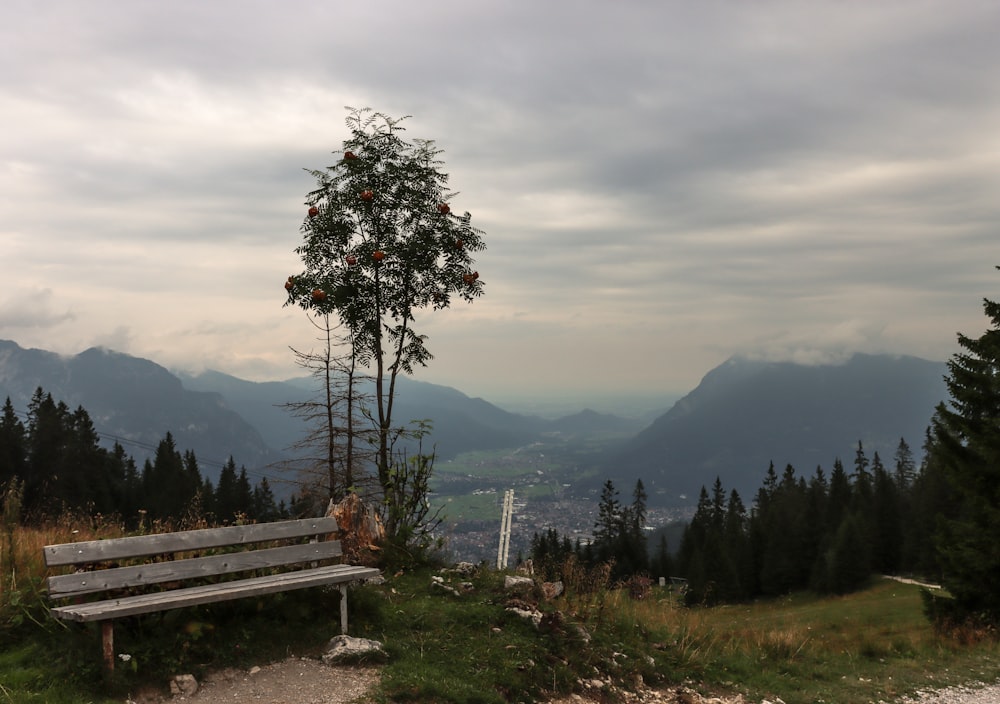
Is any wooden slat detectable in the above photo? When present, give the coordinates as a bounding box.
[50,564,381,622]
[43,518,339,567]
[47,541,344,599]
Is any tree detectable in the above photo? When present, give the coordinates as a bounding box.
[281,315,375,506]
[143,433,198,521]
[285,108,486,545]
[379,425,444,559]
[593,479,622,564]
[927,270,1000,624]
[253,477,281,522]
[823,513,872,594]
[871,451,902,573]
[893,437,916,489]
[215,457,240,522]
[24,389,66,510]
[0,398,27,487]
[614,479,649,576]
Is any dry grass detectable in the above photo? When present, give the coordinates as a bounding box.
[595,579,1000,703]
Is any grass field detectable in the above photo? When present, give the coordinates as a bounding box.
[3,517,1000,703]
[613,579,1000,703]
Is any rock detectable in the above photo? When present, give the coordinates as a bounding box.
[506,606,543,628]
[169,674,198,697]
[504,575,534,591]
[322,635,386,664]
[431,579,461,596]
[248,665,261,675]
[541,580,564,599]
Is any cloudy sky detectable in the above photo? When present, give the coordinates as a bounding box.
[2,1,999,403]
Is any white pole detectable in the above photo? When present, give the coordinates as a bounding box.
[497,489,514,570]
[496,490,508,569]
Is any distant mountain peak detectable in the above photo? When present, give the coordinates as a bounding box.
[609,352,948,507]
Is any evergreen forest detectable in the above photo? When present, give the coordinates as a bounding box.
[0,387,288,526]
[532,436,957,606]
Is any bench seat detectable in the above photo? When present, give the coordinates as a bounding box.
[51,563,379,622]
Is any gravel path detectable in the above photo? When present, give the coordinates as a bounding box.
[894,682,1000,704]
[126,657,381,704]
[123,657,1000,704]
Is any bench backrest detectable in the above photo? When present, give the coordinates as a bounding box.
[45,517,341,600]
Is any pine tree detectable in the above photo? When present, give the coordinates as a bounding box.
[24,390,67,511]
[215,457,240,523]
[0,398,27,486]
[928,272,1000,624]
[871,451,902,573]
[236,466,254,518]
[894,437,916,489]
[593,479,621,564]
[724,488,752,600]
[624,479,649,574]
[652,533,673,581]
[824,513,872,594]
[756,465,809,596]
[144,433,193,520]
[679,486,713,603]
[253,477,280,522]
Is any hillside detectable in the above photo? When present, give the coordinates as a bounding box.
[0,339,641,481]
[177,370,546,460]
[0,340,276,479]
[604,353,948,506]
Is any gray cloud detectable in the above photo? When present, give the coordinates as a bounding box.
[2,1,999,398]
[0,289,76,330]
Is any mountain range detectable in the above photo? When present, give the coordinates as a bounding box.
[606,353,948,505]
[0,339,637,481]
[0,340,949,508]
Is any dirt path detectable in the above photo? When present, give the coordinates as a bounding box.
[127,657,381,704]
[124,655,998,704]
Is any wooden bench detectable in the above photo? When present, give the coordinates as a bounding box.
[43,517,380,672]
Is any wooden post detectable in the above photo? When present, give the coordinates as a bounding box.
[102,621,114,674]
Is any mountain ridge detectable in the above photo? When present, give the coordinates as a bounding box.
[603,352,948,505]
[0,340,951,514]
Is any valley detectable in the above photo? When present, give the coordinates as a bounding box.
[428,439,692,564]
[0,339,949,569]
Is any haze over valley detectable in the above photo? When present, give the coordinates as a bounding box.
[0,339,948,562]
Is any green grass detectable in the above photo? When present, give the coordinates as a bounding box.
[351,570,1000,704]
[435,448,568,481]
[4,523,1000,704]
[435,492,504,521]
[609,579,1000,703]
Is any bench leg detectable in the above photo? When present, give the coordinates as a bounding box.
[340,587,348,634]
[102,621,114,674]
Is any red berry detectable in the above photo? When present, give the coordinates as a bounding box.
[437,203,450,214]
[343,151,358,160]
[345,255,357,266]
[311,288,326,302]
[372,250,385,262]
[360,190,374,201]
[308,206,319,217]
